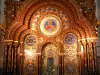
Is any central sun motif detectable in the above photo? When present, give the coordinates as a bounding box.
[40,16,61,36]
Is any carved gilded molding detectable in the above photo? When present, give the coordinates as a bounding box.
[2,40,13,43]
[4,0,97,43]
[8,0,78,39]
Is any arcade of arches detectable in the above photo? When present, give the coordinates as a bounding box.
[2,0,99,75]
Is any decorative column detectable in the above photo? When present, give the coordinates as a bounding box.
[77,40,84,75]
[3,40,13,74]
[19,42,23,75]
[81,39,89,74]
[12,41,19,74]
[37,53,41,75]
[92,39,98,73]
[62,53,64,75]
[86,39,93,73]
[16,42,21,75]
[3,43,8,73]
[58,53,63,75]
[84,37,98,74]
[7,42,12,73]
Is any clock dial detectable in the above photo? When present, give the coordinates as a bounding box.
[40,16,61,36]
[65,33,76,45]
[25,35,36,46]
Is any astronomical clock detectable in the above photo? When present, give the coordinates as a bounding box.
[40,16,61,36]
[3,0,98,75]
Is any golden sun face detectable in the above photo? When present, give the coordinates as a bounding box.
[40,16,61,37]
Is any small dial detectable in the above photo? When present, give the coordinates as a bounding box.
[25,35,36,46]
[65,33,76,45]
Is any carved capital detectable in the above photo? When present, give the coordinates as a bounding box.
[81,39,86,45]
[13,41,19,48]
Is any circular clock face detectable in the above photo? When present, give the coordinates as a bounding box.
[25,35,36,46]
[40,16,60,36]
[65,33,76,45]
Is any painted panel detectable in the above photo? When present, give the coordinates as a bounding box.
[42,44,59,75]
[64,33,79,75]
[30,6,70,31]
[24,35,37,75]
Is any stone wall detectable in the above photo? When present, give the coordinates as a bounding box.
[0,0,4,74]
[96,0,100,73]
[0,0,4,24]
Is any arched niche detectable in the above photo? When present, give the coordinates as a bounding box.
[41,43,59,75]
